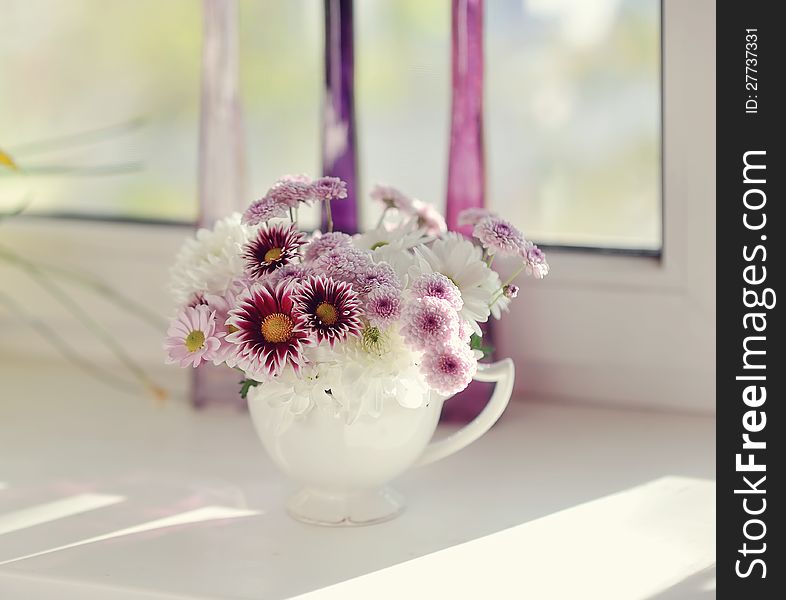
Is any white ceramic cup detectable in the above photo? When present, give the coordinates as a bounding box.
[248,358,515,526]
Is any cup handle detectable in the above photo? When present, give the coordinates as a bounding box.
[415,358,515,468]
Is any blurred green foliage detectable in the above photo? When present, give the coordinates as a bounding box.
[1,0,659,249]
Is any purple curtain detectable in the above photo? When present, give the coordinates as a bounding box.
[193,0,247,409]
[321,0,359,234]
[442,0,492,423]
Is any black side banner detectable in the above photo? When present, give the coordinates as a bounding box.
[717,2,784,597]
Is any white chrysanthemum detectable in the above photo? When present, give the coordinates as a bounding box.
[410,233,501,336]
[355,222,428,284]
[246,357,343,433]
[332,327,429,422]
[246,336,428,426]
[169,213,253,305]
[371,243,420,285]
[354,221,428,254]
[251,349,342,406]
[489,293,511,319]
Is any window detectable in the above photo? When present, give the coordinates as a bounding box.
[1,0,713,411]
[1,0,321,223]
[1,0,202,221]
[2,0,660,251]
[358,0,661,250]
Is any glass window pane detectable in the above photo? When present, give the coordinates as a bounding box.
[240,0,322,230]
[1,0,201,221]
[355,1,449,232]
[487,0,661,250]
[1,0,660,250]
[0,0,322,225]
[356,0,660,250]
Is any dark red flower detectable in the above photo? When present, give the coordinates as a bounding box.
[243,223,306,279]
[226,283,313,377]
[293,276,363,346]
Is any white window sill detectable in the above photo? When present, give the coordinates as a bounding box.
[1,214,715,414]
[0,362,714,599]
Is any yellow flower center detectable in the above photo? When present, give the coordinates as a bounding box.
[184,330,205,352]
[315,302,339,325]
[260,313,294,343]
[264,247,283,262]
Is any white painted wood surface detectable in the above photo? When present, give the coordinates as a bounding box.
[0,362,714,599]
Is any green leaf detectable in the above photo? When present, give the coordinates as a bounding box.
[469,333,483,350]
[469,332,494,358]
[239,378,260,400]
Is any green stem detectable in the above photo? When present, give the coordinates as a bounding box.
[375,207,389,229]
[7,118,145,157]
[489,264,525,306]
[501,264,525,288]
[0,163,142,177]
[0,243,165,398]
[0,290,140,394]
[38,263,167,330]
[0,249,165,330]
[325,200,334,233]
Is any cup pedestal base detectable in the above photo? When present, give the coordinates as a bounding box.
[286,486,405,527]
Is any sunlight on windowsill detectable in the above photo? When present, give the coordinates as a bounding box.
[0,502,260,567]
[291,476,715,600]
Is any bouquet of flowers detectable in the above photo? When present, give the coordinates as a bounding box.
[165,175,548,422]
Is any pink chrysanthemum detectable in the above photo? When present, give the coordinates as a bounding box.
[281,173,313,184]
[421,342,477,396]
[293,276,363,346]
[242,196,289,225]
[521,241,549,279]
[353,261,401,294]
[267,177,314,207]
[226,283,313,377]
[303,231,353,262]
[412,199,447,235]
[401,297,459,351]
[473,216,526,257]
[503,284,520,299]
[243,176,315,225]
[312,246,374,285]
[458,207,495,227]
[243,223,306,279]
[364,285,403,329]
[370,183,414,213]
[164,305,222,368]
[266,263,311,288]
[410,272,463,312]
[310,176,348,202]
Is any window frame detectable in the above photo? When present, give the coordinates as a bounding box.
[493,0,715,413]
